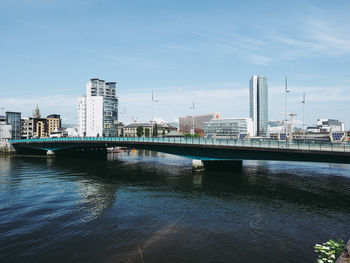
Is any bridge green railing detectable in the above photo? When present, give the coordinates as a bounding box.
[8,137,350,153]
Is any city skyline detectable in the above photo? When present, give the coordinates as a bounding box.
[1,1,350,127]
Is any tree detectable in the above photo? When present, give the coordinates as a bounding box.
[153,123,158,137]
[162,129,166,137]
[145,128,150,137]
[136,126,144,137]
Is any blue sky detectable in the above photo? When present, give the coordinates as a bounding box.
[1,0,350,127]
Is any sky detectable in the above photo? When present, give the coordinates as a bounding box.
[1,0,350,128]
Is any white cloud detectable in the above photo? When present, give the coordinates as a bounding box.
[192,12,350,65]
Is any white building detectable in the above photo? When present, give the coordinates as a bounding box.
[0,124,12,141]
[77,78,118,137]
[77,97,86,136]
[250,75,268,137]
[307,119,345,133]
[204,118,253,139]
[65,127,78,137]
[50,127,79,138]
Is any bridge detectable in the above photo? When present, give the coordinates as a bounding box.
[8,137,350,167]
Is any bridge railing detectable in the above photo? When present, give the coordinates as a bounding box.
[8,136,350,153]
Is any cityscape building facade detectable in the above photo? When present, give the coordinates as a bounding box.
[47,114,61,134]
[6,112,21,139]
[0,115,12,140]
[78,79,118,137]
[307,119,345,133]
[249,75,268,136]
[179,113,220,135]
[77,97,87,136]
[20,117,35,139]
[34,118,48,138]
[123,122,177,137]
[204,118,253,139]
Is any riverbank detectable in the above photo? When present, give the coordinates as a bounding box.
[336,239,350,263]
[0,141,16,154]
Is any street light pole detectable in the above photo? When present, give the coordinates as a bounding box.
[190,100,195,136]
[151,90,159,137]
[284,76,290,135]
[117,107,126,137]
[301,92,305,141]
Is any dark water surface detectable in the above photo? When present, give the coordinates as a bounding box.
[1,151,350,263]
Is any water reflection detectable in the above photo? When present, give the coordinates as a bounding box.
[44,151,350,213]
[192,173,203,188]
[2,152,350,263]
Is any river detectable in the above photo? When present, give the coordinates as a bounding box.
[1,150,350,262]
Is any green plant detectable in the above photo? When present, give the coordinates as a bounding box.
[183,132,200,138]
[145,128,150,137]
[153,123,158,137]
[314,239,345,263]
[136,126,144,137]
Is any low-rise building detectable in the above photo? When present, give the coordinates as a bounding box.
[179,113,220,135]
[34,118,48,138]
[117,122,125,137]
[65,127,78,137]
[123,122,177,137]
[21,117,35,139]
[307,119,344,133]
[49,127,79,138]
[6,112,21,139]
[47,114,61,135]
[0,115,12,141]
[204,118,253,139]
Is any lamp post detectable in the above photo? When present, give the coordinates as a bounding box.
[190,100,195,136]
[151,90,159,137]
[117,107,126,137]
[0,107,3,141]
[284,76,290,135]
[301,92,305,141]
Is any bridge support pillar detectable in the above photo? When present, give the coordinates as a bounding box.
[192,159,205,171]
[46,150,55,157]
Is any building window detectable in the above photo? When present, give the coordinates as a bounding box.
[104,123,111,128]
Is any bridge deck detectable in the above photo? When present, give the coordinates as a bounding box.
[9,137,350,154]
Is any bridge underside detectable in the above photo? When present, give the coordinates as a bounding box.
[11,141,350,164]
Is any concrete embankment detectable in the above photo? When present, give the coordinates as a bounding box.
[336,239,350,263]
[0,141,16,154]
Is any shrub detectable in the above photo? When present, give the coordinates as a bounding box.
[314,239,345,263]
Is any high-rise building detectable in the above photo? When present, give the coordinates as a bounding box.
[249,75,268,136]
[77,97,87,136]
[77,78,118,137]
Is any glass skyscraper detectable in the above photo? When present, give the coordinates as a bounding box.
[249,75,268,136]
[6,111,21,139]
